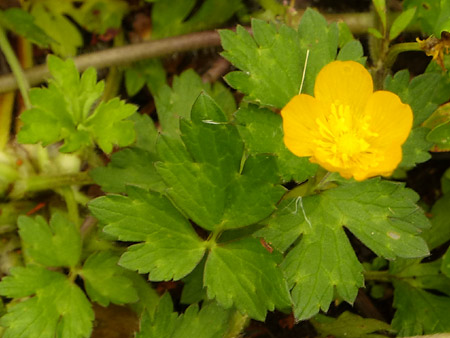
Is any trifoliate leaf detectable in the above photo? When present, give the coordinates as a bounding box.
[18,56,136,153]
[0,265,93,338]
[80,251,139,306]
[259,179,430,320]
[154,69,236,138]
[204,237,291,321]
[221,9,337,108]
[392,281,450,336]
[90,147,165,193]
[151,0,242,38]
[18,212,81,268]
[235,104,317,182]
[311,311,392,338]
[88,186,206,281]
[0,8,53,47]
[156,94,285,231]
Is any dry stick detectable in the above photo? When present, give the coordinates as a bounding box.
[0,30,223,93]
[201,57,230,83]
[0,10,405,94]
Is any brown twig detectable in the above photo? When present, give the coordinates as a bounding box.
[0,30,223,93]
[202,57,231,83]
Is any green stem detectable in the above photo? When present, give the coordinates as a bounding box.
[224,310,250,338]
[0,26,31,108]
[363,270,391,282]
[58,186,79,227]
[384,42,422,70]
[10,171,93,199]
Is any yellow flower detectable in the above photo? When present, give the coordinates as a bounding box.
[281,61,413,181]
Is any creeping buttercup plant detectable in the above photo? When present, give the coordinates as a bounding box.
[1,0,450,337]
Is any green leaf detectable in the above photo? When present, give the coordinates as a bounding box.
[422,193,450,250]
[172,301,231,338]
[88,187,206,281]
[137,293,231,338]
[156,94,285,231]
[181,258,207,304]
[151,0,242,38]
[136,293,177,338]
[130,113,159,152]
[221,10,338,107]
[311,311,391,338]
[90,147,165,193]
[80,251,139,306]
[204,237,291,321]
[337,21,354,48]
[385,70,450,168]
[336,40,366,64]
[389,7,417,40]
[0,8,53,47]
[373,0,387,30]
[235,104,317,182]
[399,127,432,168]
[154,69,236,138]
[392,281,450,336]
[427,120,450,148]
[0,265,93,338]
[391,256,450,295]
[84,97,137,153]
[442,247,450,278]
[18,56,136,153]
[125,59,166,96]
[30,2,83,57]
[71,0,129,35]
[404,0,450,37]
[18,212,81,268]
[367,27,383,39]
[385,70,450,127]
[259,179,429,320]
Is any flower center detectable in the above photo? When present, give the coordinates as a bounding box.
[314,103,378,168]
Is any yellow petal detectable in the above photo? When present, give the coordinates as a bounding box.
[365,90,413,148]
[281,94,325,157]
[314,61,373,114]
[353,146,403,181]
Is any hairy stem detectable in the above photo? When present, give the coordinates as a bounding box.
[363,270,391,282]
[384,42,422,70]
[0,26,31,108]
[10,171,93,199]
